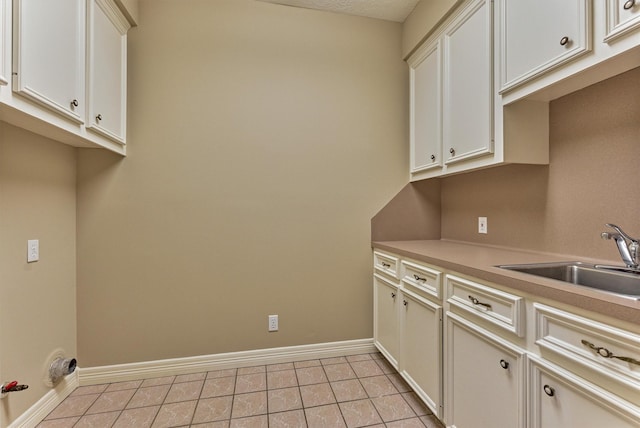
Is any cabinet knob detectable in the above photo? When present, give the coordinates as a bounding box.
[403,300,408,307]
[543,384,555,397]
[499,359,509,369]
[430,154,436,161]
[624,0,635,10]
[96,114,103,122]
[391,292,396,298]
[71,99,79,108]
[449,148,455,155]
[559,36,570,46]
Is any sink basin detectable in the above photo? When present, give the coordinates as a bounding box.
[497,262,640,300]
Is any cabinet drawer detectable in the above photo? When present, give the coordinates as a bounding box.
[534,303,640,398]
[446,274,525,337]
[401,260,442,301]
[373,251,400,280]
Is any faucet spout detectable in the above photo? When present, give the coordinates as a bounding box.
[601,224,639,269]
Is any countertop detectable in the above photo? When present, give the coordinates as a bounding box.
[372,240,640,327]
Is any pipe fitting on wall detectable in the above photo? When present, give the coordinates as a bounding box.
[49,357,77,385]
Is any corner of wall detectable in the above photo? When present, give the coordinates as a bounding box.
[401,0,461,59]
[371,179,442,242]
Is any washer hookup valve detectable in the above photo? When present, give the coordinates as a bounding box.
[2,381,29,393]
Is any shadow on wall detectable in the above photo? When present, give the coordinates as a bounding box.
[371,179,442,242]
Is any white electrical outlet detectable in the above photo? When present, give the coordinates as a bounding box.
[27,239,39,262]
[478,217,488,234]
[268,315,278,332]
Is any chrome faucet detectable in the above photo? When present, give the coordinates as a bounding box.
[601,224,639,269]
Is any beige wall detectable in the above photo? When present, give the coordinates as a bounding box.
[76,0,408,367]
[0,124,77,426]
[440,66,640,262]
[402,0,459,58]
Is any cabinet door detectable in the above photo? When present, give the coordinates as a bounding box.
[529,356,640,428]
[373,275,399,367]
[500,0,590,92]
[13,0,85,123]
[409,39,442,174]
[443,0,493,165]
[87,0,128,144]
[604,0,640,43]
[445,312,526,428]
[0,0,8,85]
[400,289,442,418]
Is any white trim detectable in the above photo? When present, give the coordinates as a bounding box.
[78,339,376,386]
[8,372,79,428]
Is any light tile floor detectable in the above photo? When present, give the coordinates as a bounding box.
[37,352,445,428]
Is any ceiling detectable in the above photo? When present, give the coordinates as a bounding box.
[254,0,421,22]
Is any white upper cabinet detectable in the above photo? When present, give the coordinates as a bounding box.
[604,0,640,42]
[408,0,549,181]
[0,0,8,85]
[409,40,442,174]
[0,0,135,154]
[498,0,640,103]
[500,0,591,93]
[443,0,492,165]
[87,0,129,144]
[13,0,85,123]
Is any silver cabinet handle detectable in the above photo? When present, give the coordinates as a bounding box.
[413,274,427,282]
[581,339,640,366]
[543,385,555,397]
[71,99,79,107]
[96,114,102,122]
[624,0,635,10]
[560,36,570,46]
[499,359,509,369]
[468,295,492,310]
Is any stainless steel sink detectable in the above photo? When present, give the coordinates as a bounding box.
[497,262,640,300]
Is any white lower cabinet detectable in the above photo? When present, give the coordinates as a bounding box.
[373,252,443,417]
[529,355,640,428]
[373,249,640,427]
[400,288,442,417]
[373,273,400,367]
[444,312,526,428]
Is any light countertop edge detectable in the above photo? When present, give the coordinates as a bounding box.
[372,240,640,326]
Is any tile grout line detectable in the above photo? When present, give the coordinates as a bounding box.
[38,352,438,427]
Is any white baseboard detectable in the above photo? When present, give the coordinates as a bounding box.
[8,372,78,428]
[78,338,376,386]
